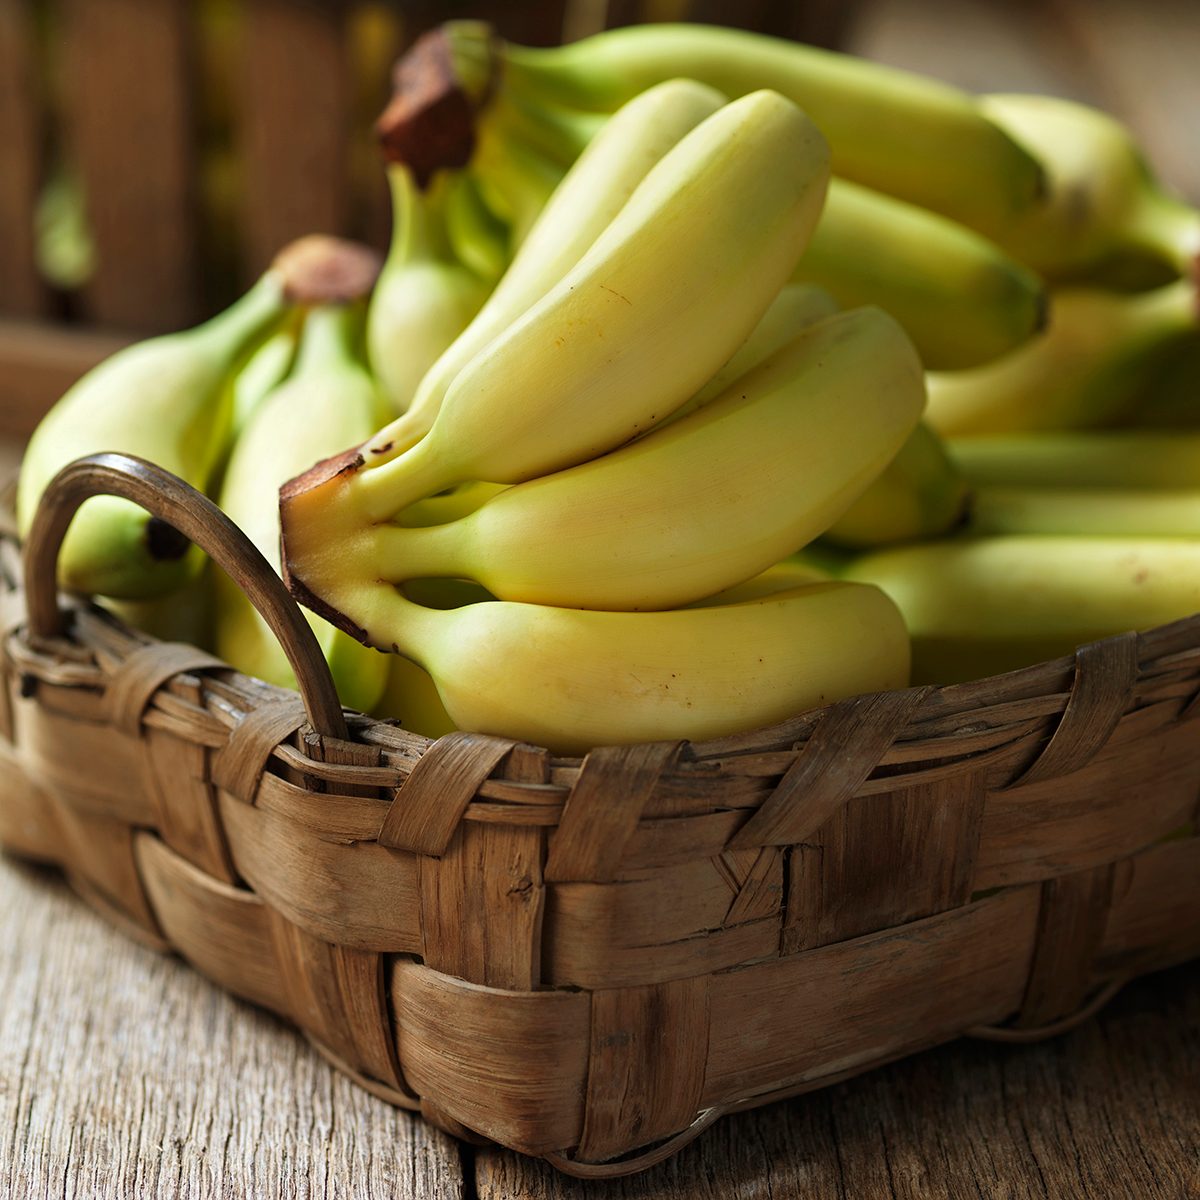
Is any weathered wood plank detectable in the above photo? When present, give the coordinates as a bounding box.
[0,855,466,1200]
[0,320,128,440]
[0,0,47,317]
[236,0,352,280]
[59,0,197,332]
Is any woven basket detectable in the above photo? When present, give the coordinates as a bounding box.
[2,451,1199,1178]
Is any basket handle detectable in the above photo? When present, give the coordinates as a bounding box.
[22,451,348,739]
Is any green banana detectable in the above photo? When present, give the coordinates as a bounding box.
[797,178,1046,370]
[443,20,1044,239]
[216,302,390,714]
[948,430,1200,490]
[339,581,911,753]
[846,536,1200,684]
[824,421,970,549]
[981,92,1200,284]
[296,308,923,616]
[370,77,728,461]
[231,326,298,437]
[367,165,490,417]
[968,485,1200,538]
[924,278,1199,436]
[17,261,291,599]
[442,168,510,285]
[282,89,832,604]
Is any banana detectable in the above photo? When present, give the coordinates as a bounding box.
[17,255,296,599]
[443,20,1044,239]
[797,178,1046,370]
[231,326,298,437]
[981,92,1200,283]
[392,281,839,532]
[100,564,215,649]
[368,77,728,461]
[289,308,923,617]
[216,301,391,714]
[338,581,911,753]
[948,430,1200,490]
[846,536,1200,684]
[824,421,970,548]
[282,89,832,607]
[968,486,1200,538]
[373,654,460,740]
[442,168,510,285]
[924,278,1199,436]
[688,554,833,605]
[367,165,490,417]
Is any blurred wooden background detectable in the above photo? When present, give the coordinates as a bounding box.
[0,0,1197,430]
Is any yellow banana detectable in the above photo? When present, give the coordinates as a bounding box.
[312,308,922,614]
[797,178,1046,370]
[368,77,728,461]
[824,421,970,548]
[217,302,390,714]
[924,279,1198,436]
[981,92,1200,283]
[282,89,832,605]
[391,282,840,533]
[446,20,1044,239]
[688,555,833,605]
[367,166,490,417]
[846,536,1200,684]
[17,253,298,599]
[340,581,911,753]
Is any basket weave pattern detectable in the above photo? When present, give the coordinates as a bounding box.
[1,460,1199,1176]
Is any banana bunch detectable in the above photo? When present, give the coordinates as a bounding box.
[381,22,1050,373]
[279,87,924,750]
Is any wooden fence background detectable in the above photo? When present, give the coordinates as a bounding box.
[1,0,1195,437]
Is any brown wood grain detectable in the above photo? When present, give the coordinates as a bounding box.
[236,0,352,281]
[478,957,1200,1197]
[0,319,129,439]
[59,0,197,332]
[0,855,466,1200]
[0,0,47,318]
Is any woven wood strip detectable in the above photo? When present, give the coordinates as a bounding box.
[210,696,309,802]
[300,730,384,798]
[1015,633,1139,787]
[782,770,987,954]
[1097,837,1200,978]
[391,959,590,1154]
[704,887,1041,1106]
[378,731,516,857]
[135,831,285,1014]
[143,721,236,884]
[544,741,684,883]
[578,977,710,1163]
[730,688,933,849]
[419,821,545,989]
[101,642,224,735]
[1017,864,1117,1028]
[331,946,409,1095]
[217,789,424,953]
